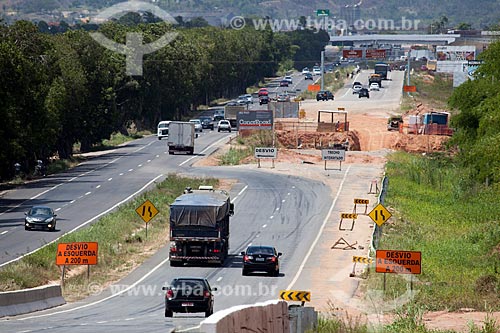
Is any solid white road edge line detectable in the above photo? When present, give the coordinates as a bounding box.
[0,175,164,269]
[286,165,351,290]
[11,256,171,321]
[0,141,155,217]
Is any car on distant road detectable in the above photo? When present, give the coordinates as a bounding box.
[352,84,362,94]
[277,93,290,102]
[304,73,313,80]
[313,66,321,75]
[199,116,214,130]
[226,100,245,106]
[258,88,268,97]
[259,95,270,105]
[369,82,380,91]
[189,119,203,132]
[217,120,231,132]
[358,88,370,98]
[284,75,293,84]
[241,245,281,276]
[316,90,334,101]
[238,94,253,104]
[163,277,216,318]
[25,206,57,231]
[301,67,310,75]
[279,79,289,87]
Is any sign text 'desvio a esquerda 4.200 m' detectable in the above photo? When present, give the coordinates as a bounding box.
[375,250,421,274]
[56,242,98,266]
[237,110,273,130]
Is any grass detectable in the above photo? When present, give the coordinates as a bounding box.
[0,174,218,301]
[311,301,499,333]
[366,152,500,311]
[218,131,274,165]
[404,72,454,110]
[74,131,150,154]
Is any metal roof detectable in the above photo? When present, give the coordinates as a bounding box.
[330,34,461,45]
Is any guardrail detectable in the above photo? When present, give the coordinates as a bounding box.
[0,284,65,317]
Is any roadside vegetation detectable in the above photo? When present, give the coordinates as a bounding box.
[314,41,500,332]
[0,20,328,181]
[0,174,217,301]
[219,131,273,165]
[402,71,454,110]
[370,152,500,311]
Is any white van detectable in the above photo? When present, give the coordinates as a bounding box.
[157,121,171,140]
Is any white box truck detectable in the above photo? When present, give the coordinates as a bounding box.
[167,121,196,155]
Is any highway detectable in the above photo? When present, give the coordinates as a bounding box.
[0,68,404,332]
[0,137,333,332]
[0,131,232,266]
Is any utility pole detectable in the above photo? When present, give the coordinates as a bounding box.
[321,50,325,90]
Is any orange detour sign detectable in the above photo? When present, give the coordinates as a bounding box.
[308,84,321,91]
[403,85,417,92]
[376,250,421,274]
[56,242,98,266]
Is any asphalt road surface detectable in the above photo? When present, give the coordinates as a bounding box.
[0,158,333,333]
[0,130,232,267]
[0,69,404,332]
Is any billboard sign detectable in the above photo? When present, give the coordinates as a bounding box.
[237,110,273,130]
[366,49,386,59]
[342,49,362,58]
[436,46,476,61]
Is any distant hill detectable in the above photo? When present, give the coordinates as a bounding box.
[1,0,499,29]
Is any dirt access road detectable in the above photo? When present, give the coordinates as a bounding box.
[198,70,499,331]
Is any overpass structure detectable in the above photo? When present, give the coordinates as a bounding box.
[330,34,461,46]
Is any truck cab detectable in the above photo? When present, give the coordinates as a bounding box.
[157,121,171,140]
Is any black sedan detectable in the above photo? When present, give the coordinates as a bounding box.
[199,117,214,130]
[24,206,57,231]
[358,88,370,98]
[316,90,334,101]
[163,277,216,318]
[241,245,281,276]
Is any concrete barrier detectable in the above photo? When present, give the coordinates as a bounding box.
[200,300,289,333]
[289,305,318,333]
[0,284,65,317]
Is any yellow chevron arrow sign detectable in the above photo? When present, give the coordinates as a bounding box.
[279,290,311,302]
[352,256,373,264]
[341,213,358,219]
